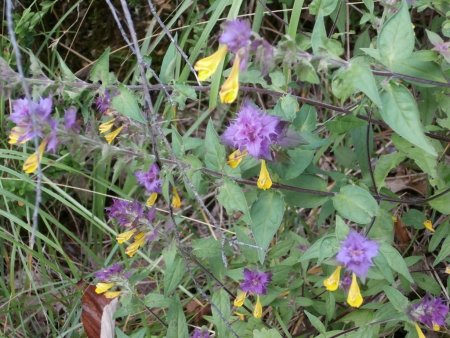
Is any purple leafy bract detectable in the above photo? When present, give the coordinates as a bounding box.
[240,268,271,295]
[409,294,449,329]
[219,19,252,54]
[135,164,162,194]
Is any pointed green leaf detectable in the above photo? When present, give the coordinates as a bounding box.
[111,85,145,123]
[332,185,379,224]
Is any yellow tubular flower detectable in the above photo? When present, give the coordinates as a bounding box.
[146,192,158,207]
[95,282,115,294]
[433,323,440,331]
[125,232,146,257]
[347,273,363,308]
[172,187,182,209]
[257,160,272,190]
[414,323,426,338]
[445,266,450,274]
[99,118,116,134]
[234,312,245,321]
[8,126,28,145]
[116,229,137,244]
[227,149,247,168]
[104,291,121,299]
[194,45,228,81]
[233,291,247,307]
[219,54,240,104]
[23,140,48,174]
[253,295,263,319]
[323,266,342,292]
[423,220,434,232]
[104,126,124,144]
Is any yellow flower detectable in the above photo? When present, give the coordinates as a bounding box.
[194,45,228,81]
[99,118,116,134]
[445,266,450,274]
[423,220,434,232]
[219,54,240,104]
[253,295,263,319]
[23,140,48,174]
[146,192,158,207]
[234,312,245,321]
[116,229,137,244]
[104,290,121,299]
[347,273,363,308]
[257,160,272,190]
[414,323,426,338]
[8,126,28,145]
[233,291,247,307]
[433,323,440,331]
[95,282,115,294]
[172,187,182,209]
[104,126,124,144]
[227,149,247,168]
[125,232,146,257]
[323,266,341,292]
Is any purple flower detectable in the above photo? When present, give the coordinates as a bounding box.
[95,263,123,282]
[96,91,111,113]
[135,164,162,193]
[219,19,252,54]
[9,97,57,149]
[336,231,379,278]
[190,328,210,338]
[106,199,144,227]
[64,107,80,132]
[222,101,286,160]
[409,295,449,329]
[240,268,271,295]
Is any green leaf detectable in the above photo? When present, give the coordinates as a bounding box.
[374,152,406,188]
[304,310,326,334]
[280,95,299,121]
[332,185,379,224]
[212,290,231,338]
[335,215,349,241]
[111,85,145,123]
[429,190,450,214]
[300,235,339,263]
[217,179,250,216]
[167,297,189,338]
[163,244,185,295]
[204,119,226,171]
[252,328,283,338]
[273,149,315,180]
[143,293,172,308]
[159,40,176,83]
[351,58,382,107]
[377,1,414,68]
[379,243,413,282]
[392,55,447,85]
[250,191,285,263]
[380,83,437,157]
[383,286,410,313]
[434,235,450,266]
[309,0,339,16]
[283,174,330,208]
[89,48,112,85]
[171,84,197,110]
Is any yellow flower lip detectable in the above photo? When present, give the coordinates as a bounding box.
[414,323,426,338]
[116,229,137,244]
[423,220,434,232]
[219,54,240,104]
[347,273,363,308]
[227,149,247,168]
[257,160,272,190]
[23,139,48,174]
[146,192,158,207]
[95,282,115,294]
[194,45,228,81]
[125,232,146,257]
[233,291,247,307]
[171,187,182,209]
[323,266,341,292]
[8,126,28,145]
[253,295,263,319]
[104,290,121,299]
[104,125,124,144]
[99,118,116,134]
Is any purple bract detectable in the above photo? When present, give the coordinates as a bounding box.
[135,164,162,194]
[409,294,449,329]
[106,199,144,227]
[240,268,271,295]
[219,19,252,54]
[94,263,123,282]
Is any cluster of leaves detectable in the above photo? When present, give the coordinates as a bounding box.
[0,0,449,337]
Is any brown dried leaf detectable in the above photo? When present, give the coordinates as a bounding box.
[394,216,411,250]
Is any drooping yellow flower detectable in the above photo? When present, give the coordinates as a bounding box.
[99,118,116,134]
[423,220,434,232]
[95,282,115,294]
[253,295,263,319]
[323,266,341,292]
[104,290,121,299]
[257,160,272,190]
[347,273,363,308]
[104,126,124,144]
[445,266,450,274]
[234,312,245,321]
[414,323,426,338]
[23,140,48,174]
[227,149,247,168]
[219,54,240,104]
[125,232,146,257]
[233,291,247,307]
[8,126,28,145]
[172,187,182,209]
[116,229,137,244]
[146,192,158,207]
[433,323,440,331]
[194,45,228,81]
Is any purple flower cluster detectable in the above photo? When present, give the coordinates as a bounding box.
[106,199,144,227]
[219,19,252,54]
[336,231,379,278]
[240,268,271,295]
[94,263,123,282]
[409,295,449,329]
[9,97,58,151]
[190,328,210,338]
[222,101,286,160]
[64,107,80,132]
[96,90,112,113]
[135,164,162,194]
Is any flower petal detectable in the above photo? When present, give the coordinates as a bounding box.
[227,149,247,168]
[171,188,182,209]
[347,273,363,308]
[194,45,228,81]
[423,220,434,232]
[116,229,137,244]
[104,290,122,299]
[257,160,272,190]
[233,291,247,307]
[146,192,158,207]
[95,282,115,294]
[219,54,240,104]
[104,126,124,144]
[253,295,263,319]
[323,266,341,292]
